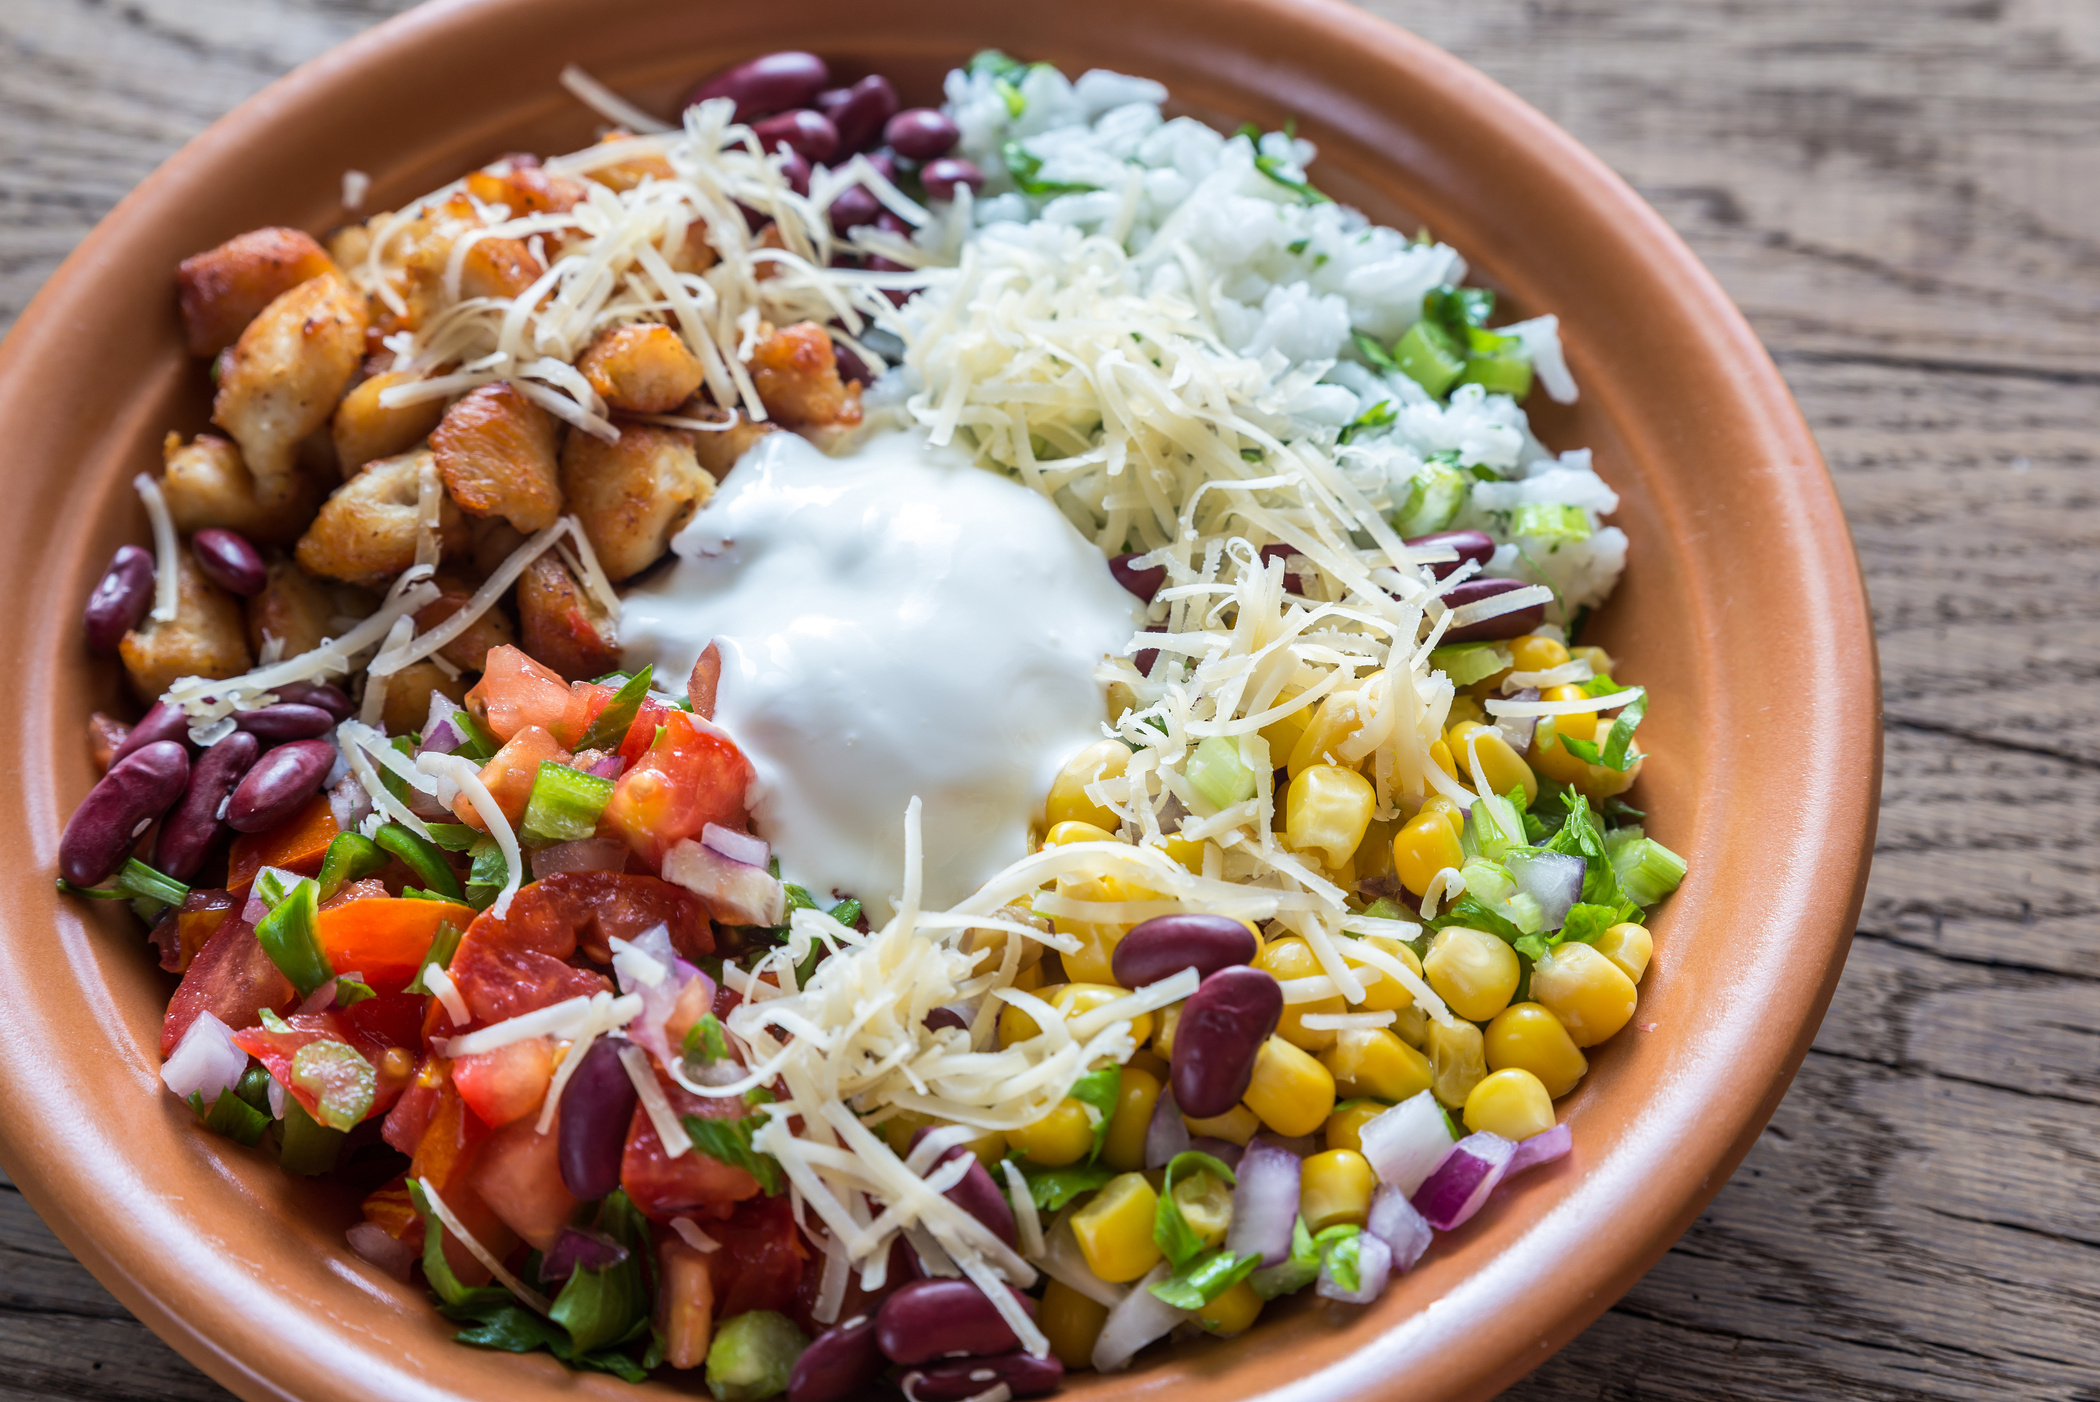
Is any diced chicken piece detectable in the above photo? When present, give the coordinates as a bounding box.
[382,660,467,735]
[469,516,530,578]
[212,271,368,507]
[295,448,464,587]
[159,432,324,546]
[559,423,713,581]
[430,382,564,533]
[176,227,336,358]
[413,573,518,673]
[464,158,587,216]
[579,323,705,415]
[685,409,777,480]
[457,235,545,302]
[517,552,620,681]
[584,134,676,194]
[748,320,864,431]
[332,369,447,476]
[245,558,373,659]
[120,552,251,700]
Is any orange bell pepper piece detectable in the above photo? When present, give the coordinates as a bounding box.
[316,897,475,991]
[227,794,339,892]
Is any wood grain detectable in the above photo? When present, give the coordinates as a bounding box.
[1,0,2094,1399]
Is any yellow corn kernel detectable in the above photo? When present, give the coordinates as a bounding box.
[1418,794,1465,838]
[1542,683,1588,705]
[1059,927,1119,986]
[1345,936,1421,1014]
[1046,740,1130,832]
[1446,721,1540,803]
[1287,690,1368,778]
[1126,1046,1170,1081]
[881,1110,933,1158]
[1284,764,1376,866]
[1527,713,1643,801]
[964,920,1045,978]
[1258,691,1314,767]
[1596,921,1654,983]
[1299,1148,1377,1231]
[1008,1098,1095,1168]
[1151,1001,1182,1059]
[1044,820,1121,848]
[1570,644,1614,676]
[1391,1002,1428,1049]
[1323,1100,1384,1154]
[1253,936,1343,1051]
[1352,816,1401,895]
[1484,1002,1588,1098]
[1070,1172,1163,1283]
[890,1120,1005,1169]
[1530,942,1638,1046]
[1424,926,1520,1022]
[1509,634,1572,673]
[1101,1066,1163,1172]
[1197,1279,1264,1337]
[1393,810,1465,898]
[1429,737,1460,784]
[1463,1068,1557,1141]
[1426,1016,1487,1109]
[1012,961,1051,994]
[1172,1169,1234,1250]
[1446,694,1488,729]
[1161,835,1206,874]
[1049,984,1155,1048]
[1243,1036,1337,1138]
[1182,1101,1261,1145]
[998,984,1064,1046]
[1040,1280,1110,1369]
[1321,1028,1434,1103]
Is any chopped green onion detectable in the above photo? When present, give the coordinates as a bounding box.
[379,735,417,807]
[278,1097,345,1176]
[994,75,1027,116]
[1353,330,1400,374]
[254,867,293,908]
[1611,835,1687,908]
[1392,456,1471,536]
[254,878,333,997]
[407,921,464,996]
[1252,152,1331,204]
[234,1064,273,1115]
[1510,502,1590,543]
[374,822,465,900]
[291,1039,375,1131]
[1249,1217,1321,1298]
[1186,735,1257,812]
[449,710,499,763]
[1559,693,1646,771]
[1460,348,1535,400]
[1394,317,1467,398]
[1424,284,1496,334]
[705,1311,808,1402]
[1152,1150,1237,1267]
[316,831,389,902]
[683,1013,731,1067]
[465,837,509,911]
[1068,1065,1121,1163]
[1316,1224,1365,1292]
[521,762,615,844]
[1150,1245,1263,1310]
[967,47,1026,79]
[577,665,653,752]
[189,1087,270,1146]
[1338,398,1397,445]
[1429,641,1513,687]
[332,976,377,1007]
[1018,1161,1115,1213]
[421,822,482,852]
[827,897,862,930]
[682,1106,785,1197]
[1001,140,1095,197]
[120,858,189,908]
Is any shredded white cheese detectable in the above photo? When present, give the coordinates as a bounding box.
[133,473,180,624]
[618,1040,693,1158]
[417,752,523,916]
[417,1178,552,1313]
[421,965,470,1027]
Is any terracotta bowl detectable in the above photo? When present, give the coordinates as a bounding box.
[0,0,1879,1398]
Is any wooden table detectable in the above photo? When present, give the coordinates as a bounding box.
[1,1,2093,1397]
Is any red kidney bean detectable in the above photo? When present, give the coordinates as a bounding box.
[885,108,960,162]
[923,1006,967,1033]
[1108,552,1165,602]
[1132,622,1168,676]
[754,109,839,164]
[920,158,985,202]
[110,699,195,765]
[905,1353,1063,1401]
[59,740,189,886]
[1403,528,1496,582]
[907,1126,1017,1249]
[1259,543,1308,596]
[224,738,335,833]
[190,528,267,597]
[886,1234,924,1285]
[84,545,156,655]
[875,1279,1035,1365]
[1171,965,1283,1118]
[232,703,337,741]
[688,51,829,121]
[866,151,899,185]
[274,681,354,721]
[152,730,259,881]
[558,1037,639,1200]
[775,149,813,196]
[819,75,898,156]
[874,206,909,236]
[787,1312,885,1402]
[832,339,873,385]
[1440,576,1545,644]
[829,184,882,235]
[1112,914,1258,989]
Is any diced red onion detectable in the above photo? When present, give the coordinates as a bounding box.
[614,922,714,1065]
[1224,1139,1300,1266]
[239,867,301,932]
[539,1225,629,1284]
[1315,1230,1391,1304]
[1409,1130,1516,1231]
[530,836,630,879]
[1090,1261,1186,1372]
[1366,1184,1433,1273]
[327,771,372,834]
[345,1222,415,1281]
[1143,1089,1189,1170]
[160,1010,248,1103]
[1510,850,1586,931]
[1358,1090,1456,1195]
[1506,1122,1572,1177]
[702,821,769,869]
[1496,687,1540,751]
[585,752,626,781]
[1187,1136,1242,1170]
[297,979,339,1015]
[416,718,461,759]
[662,837,785,926]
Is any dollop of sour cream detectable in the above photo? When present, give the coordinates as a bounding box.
[620,429,1140,920]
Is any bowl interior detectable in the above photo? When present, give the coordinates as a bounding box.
[0,2,1876,1401]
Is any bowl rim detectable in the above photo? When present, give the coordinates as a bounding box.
[0,1,1880,1399]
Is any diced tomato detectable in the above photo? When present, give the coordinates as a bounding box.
[621,1066,764,1221]
[315,897,475,991]
[226,795,339,892]
[150,888,241,974]
[465,645,571,743]
[467,1115,576,1251]
[601,712,753,869]
[320,877,390,910]
[434,1180,516,1288]
[614,697,681,769]
[448,940,610,1029]
[452,1037,555,1128]
[162,915,295,1056]
[384,1055,449,1156]
[504,872,714,963]
[705,1194,806,1318]
[556,680,616,751]
[361,1179,419,1244]
[230,992,426,1121]
[409,1072,492,1196]
[457,725,569,830]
